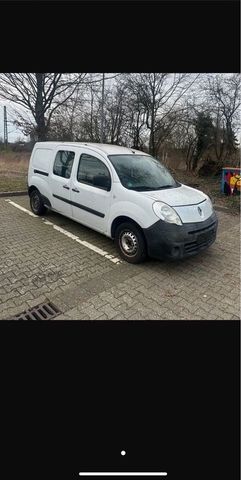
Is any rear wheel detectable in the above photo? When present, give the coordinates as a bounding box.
[30,189,47,216]
[114,222,147,264]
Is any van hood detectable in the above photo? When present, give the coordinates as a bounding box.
[141,183,207,206]
[140,184,213,223]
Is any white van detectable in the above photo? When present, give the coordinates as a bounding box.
[28,142,218,263]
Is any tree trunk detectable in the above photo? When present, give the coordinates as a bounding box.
[90,86,94,141]
[149,84,156,156]
[149,105,156,156]
[35,73,47,141]
[186,143,195,171]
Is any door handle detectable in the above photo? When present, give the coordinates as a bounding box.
[63,185,70,190]
[72,188,79,193]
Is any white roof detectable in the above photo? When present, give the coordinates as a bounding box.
[34,142,148,156]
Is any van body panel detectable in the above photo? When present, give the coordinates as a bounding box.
[174,201,213,223]
[28,142,218,261]
[108,201,153,236]
[31,147,52,173]
[70,146,113,233]
[107,184,158,236]
[48,145,80,217]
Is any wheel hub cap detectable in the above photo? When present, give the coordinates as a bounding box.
[120,231,138,256]
[32,193,40,210]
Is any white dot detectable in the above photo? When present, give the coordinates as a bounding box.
[121,450,126,456]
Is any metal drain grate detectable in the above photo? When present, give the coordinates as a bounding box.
[11,302,61,320]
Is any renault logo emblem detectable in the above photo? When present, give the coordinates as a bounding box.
[198,206,202,216]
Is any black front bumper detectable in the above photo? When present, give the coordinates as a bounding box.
[143,212,218,260]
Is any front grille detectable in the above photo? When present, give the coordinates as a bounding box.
[188,221,216,235]
[184,229,216,254]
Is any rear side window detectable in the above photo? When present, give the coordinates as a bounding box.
[53,150,75,179]
[77,153,110,188]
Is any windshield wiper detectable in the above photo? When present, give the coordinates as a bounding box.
[155,185,174,190]
[128,184,176,191]
[128,186,155,191]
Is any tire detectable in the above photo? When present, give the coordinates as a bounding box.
[30,189,47,216]
[114,222,147,264]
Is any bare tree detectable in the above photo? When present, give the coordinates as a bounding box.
[103,83,127,144]
[123,78,147,149]
[170,109,197,171]
[204,74,241,157]
[125,73,200,156]
[8,72,238,174]
[0,73,86,140]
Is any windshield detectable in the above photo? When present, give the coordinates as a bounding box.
[108,154,179,191]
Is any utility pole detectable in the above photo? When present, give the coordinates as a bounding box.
[4,106,8,148]
[100,72,105,143]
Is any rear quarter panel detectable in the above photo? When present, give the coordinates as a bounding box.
[28,147,53,201]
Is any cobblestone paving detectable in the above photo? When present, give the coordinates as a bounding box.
[0,196,240,320]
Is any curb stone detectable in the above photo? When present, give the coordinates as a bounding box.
[0,191,28,197]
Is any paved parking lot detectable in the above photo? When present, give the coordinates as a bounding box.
[0,195,240,320]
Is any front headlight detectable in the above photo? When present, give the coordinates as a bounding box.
[152,201,182,225]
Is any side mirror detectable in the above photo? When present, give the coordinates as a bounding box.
[93,175,111,191]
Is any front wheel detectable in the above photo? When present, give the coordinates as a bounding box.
[30,189,47,216]
[114,222,147,264]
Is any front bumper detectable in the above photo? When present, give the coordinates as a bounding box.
[143,212,218,260]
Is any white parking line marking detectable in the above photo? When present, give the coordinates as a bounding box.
[5,199,38,217]
[79,473,167,477]
[5,199,122,265]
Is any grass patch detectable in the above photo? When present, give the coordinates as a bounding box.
[0,150,29,192]
[0,151,30,175]
[0,176,28,192]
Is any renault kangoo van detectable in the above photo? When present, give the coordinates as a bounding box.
[28,142,218,263]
